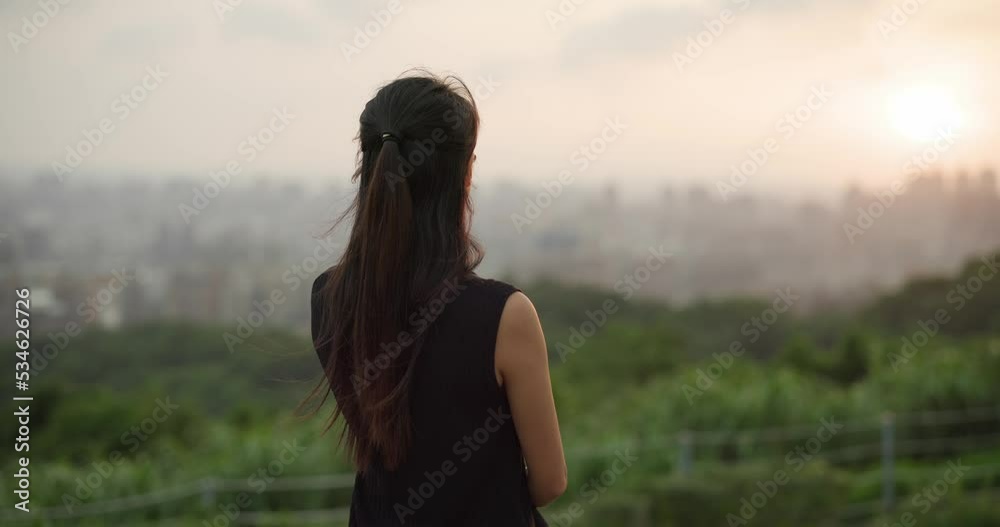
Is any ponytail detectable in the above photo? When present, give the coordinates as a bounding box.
[358,136,413,278]
[299,72,482,471]
[349,136,418,468]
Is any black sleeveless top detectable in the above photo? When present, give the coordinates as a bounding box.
[311,273,547,527]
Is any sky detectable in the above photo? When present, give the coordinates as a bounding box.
[2,0,998,199]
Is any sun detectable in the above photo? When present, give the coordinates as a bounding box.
[888,85,965,142]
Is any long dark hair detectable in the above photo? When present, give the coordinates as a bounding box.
[301,72,483,470]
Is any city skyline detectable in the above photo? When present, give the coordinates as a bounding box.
[3,167,998,339]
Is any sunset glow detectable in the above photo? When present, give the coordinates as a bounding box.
[888,85,966,142]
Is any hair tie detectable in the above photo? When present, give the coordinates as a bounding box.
[381,132,401,144]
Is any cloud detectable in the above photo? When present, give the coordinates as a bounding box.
[219,2,327,45]
[97,20,195,59]
[559,4,707,66]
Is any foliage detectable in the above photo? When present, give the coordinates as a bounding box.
[3,251,1000,524]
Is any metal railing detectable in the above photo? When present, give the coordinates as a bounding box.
[4,405,999,525]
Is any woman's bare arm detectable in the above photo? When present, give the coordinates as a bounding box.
[496,292,567,506]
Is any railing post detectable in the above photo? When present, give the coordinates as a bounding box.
[634,496,653,527]
[881,413,895,513]
[678,430,694,477]
[201,478,217,511]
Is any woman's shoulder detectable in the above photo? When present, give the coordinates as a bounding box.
[464,273,520,294]
[310,270,335,348]
[459,274,522,307]
[311,268,332,296]
[310,270,523,315]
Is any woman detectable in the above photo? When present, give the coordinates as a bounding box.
[303,72,566,526]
